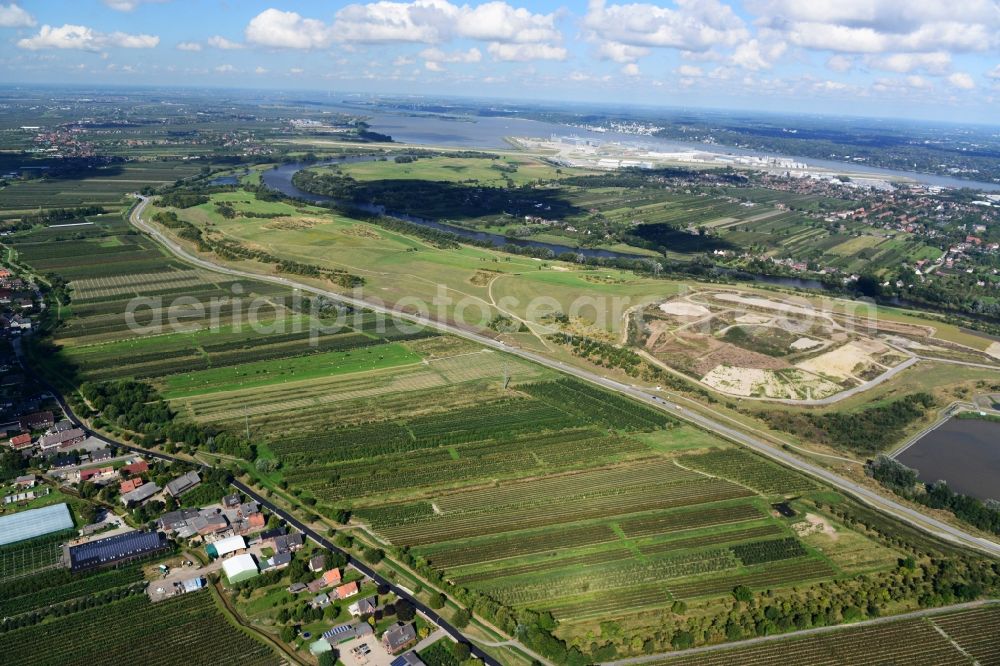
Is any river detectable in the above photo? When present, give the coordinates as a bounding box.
[346,107,1000,192]
[262,156,841,290]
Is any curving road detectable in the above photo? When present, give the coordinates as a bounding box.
[127,196,1000,559]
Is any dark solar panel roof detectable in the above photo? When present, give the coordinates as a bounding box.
[69,530,168,570]
[322,623,354,640]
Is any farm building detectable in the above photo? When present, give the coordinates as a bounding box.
[222,553,259,584]
[18,410,53,431]
[120,482,161,505]
[206,534,246,558]
[69,530,170,571]
[14,474,35,488]
[391,652,427,666]
[322,621,373,644]
[38,427,85,451]
[382,622,417,654]
[165,470,201,497]
[0,502,74,546]
[182,577,205,593]
[268,552,292,569]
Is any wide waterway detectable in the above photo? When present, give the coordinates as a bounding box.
[896,417,1000,501]
[347,107,1000,192]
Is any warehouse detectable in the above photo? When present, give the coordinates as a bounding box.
[222,553,259,584]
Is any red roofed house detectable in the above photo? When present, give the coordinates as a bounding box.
[334,581,358,599]
[121,460,149,476]
[322,568,342,587]
[247,513,265,529]
[8,433,32,450]
[80,466,113,483]
[120,477,144,494]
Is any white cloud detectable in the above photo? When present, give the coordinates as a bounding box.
[424,60,445,71]
[868,52,950,74]
[176,41,201,52]
[731,38,786,70]
[103,0,169,11]
[18,25,159,51]
[595,41,648,63]
[826,54,854,72]
[393,55,415,66]
[486,42,567,61]
[245,8,333,49]
[752,0,1000,53]
[255,66,268,74]
[0,3,35,28]
[327,0,560,45]
[988,64,1000,80]
[622,62,639,76]
[813,80,848,92]
[214,64,235,73]
[584,0,748,52]
[289,67,304,74]
[453,2,561,43]
[906,75,932,89]
[208,35,243,50]
[947,71,975,89]
[676,64,703,77]
[419,47,482,63]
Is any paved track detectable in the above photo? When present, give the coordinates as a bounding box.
[128,195,1000,558]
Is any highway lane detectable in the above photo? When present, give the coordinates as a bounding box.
[128,195,1000,558]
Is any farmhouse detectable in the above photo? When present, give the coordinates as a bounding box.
[268,552,292,569]
[14,474,35,488]
[312,593,331,609]
[69,530,170,571]
[79,466,114,483]
[382,622,417,654]
[309,554,325,572]
[121,459,149,476]
[334,581,359,599]
[8,432,31,449]
[322,568,342,587]
[271,532,304,554]
[120,477,144,494]
[222,553,259,584]
[158,508,200,531]
[348,596,377,617]
[165,470,201,497]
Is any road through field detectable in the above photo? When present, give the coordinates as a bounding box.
[128,196,1000,559]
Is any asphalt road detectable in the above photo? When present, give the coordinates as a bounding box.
[128,196,1000,559]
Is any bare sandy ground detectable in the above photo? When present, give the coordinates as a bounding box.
[659,301,711,317]
[796,342,873,379]
[790,337,822,351]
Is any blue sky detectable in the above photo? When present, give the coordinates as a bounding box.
[1,1,999,123]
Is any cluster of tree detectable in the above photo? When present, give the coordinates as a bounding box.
[0,580,146,634]
[159,191,210,209]
[761,393,935,453]
[867,456,1000,535]
[80,379,256,460]
[215,202,237,219]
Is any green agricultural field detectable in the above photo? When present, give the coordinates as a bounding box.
[0,590,282,666]
[650,605,1000,666]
